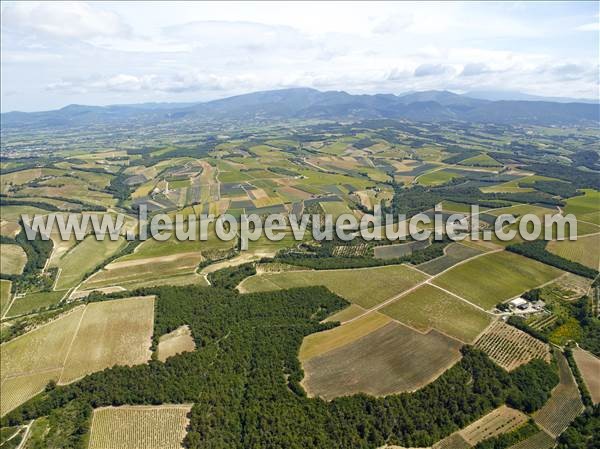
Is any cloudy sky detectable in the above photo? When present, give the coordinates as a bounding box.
[1,1,598,112]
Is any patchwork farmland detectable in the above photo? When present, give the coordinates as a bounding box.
[1,81,599,449]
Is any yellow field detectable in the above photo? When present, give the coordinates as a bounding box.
[157,325,196,362]
[59,296,154,383]
[0,244,27,275]
[0,297,154,415]
[458,405,529,445]
[88,405,192,449]
[0,307,85,416]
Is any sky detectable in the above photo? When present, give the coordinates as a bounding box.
[1,1,598,112]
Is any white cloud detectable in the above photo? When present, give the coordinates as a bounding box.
[1,1,598,111]
[1,2,130,40]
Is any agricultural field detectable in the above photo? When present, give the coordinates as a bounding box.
[0,307,85,416]
[572,348,600,404]
[373,240,430,260]
[323,304,366,323]
[480,175,554,193]
[239,265,428,309]
[53,235,127,290]
[302,321,462,399]
[564,189,600,225]
[417,242,484,275]
[474,320,550,371]
[59,296,154,383]
[0,244,27,275]
[507,431,556,449]
[0,280,12,317]
[456,405,529,446]
[299,312,392,361]
[417,169,459,186]
[533,350,584,438]
[81,251,206,292]
[5,290,66,317]
[1,100,599,448]
[88,405,192,449]
[432,251,563,309]
[380,284,492,343]
[547,233,600,270]
[157,325,196,362]
[0,297,154,415]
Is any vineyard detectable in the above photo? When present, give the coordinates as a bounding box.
[88,405,192,449]
[507,430,555,449]
[475,320,550,371]
[432,433,470,449]
[458,405,529,445]
[527,313,558,332]
[533,350,584,437]
[430,405,529,449]
[332,243,371,257]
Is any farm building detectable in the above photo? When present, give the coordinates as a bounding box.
[509,297,529,310]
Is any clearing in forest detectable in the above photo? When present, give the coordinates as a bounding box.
[157,325,196,362]
[88,405,192,449]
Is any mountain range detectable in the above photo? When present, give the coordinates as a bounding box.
[2,88,598,130]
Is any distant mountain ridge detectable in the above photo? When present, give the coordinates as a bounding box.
[2,88,598,130]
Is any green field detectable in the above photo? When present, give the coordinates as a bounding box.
[459,153,502,167]
[547,233,600,270]
[320,201,354,219]
[54,236,127,290]
[0,244,27,275]
[0,280,12,317]
[240,265,428,309]
[564,189,600,225]
[432,251,563,309]
[381,284,492,342]
[5,290,66,317]
[418,169,459,186]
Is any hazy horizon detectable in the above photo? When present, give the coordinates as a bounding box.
[1,1,599,112]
